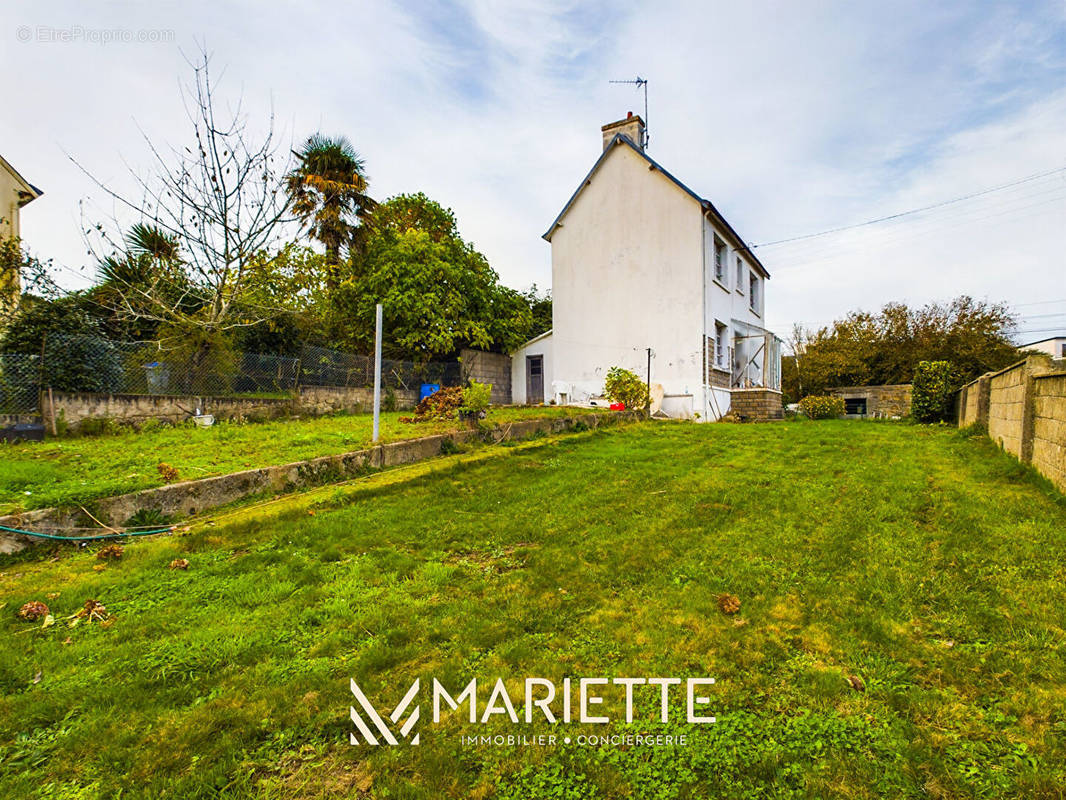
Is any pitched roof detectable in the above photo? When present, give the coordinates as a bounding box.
[542,134,769,278]
[0,154,43,206]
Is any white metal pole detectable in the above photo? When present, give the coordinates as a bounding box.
[372,303,383,443]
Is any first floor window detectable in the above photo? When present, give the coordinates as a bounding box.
[713,237,727,283]
[715,321,728,367]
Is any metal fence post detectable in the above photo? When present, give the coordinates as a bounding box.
[373,303,383,443]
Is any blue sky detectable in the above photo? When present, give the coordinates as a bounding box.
[2,0,1064,340]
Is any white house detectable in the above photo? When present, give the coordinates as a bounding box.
[1021,336,1066,359]
[512,114,782,421]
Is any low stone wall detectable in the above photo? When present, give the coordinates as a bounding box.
[957,355,1065,494]
[297,385,418,415]
[40,385,420,433]
[460,349,512,405]
[730,388,783,421]
[828,384,911,418]
[0,411,642,554]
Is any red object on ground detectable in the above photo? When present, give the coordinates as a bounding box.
[610,402,625,411]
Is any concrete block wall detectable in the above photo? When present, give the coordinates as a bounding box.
[1032,372,1066,493]
[958,356,1066,494]
[988,365,1027,459]
[460,349,512,405]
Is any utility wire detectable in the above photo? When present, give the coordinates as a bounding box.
[751,165,1066,250]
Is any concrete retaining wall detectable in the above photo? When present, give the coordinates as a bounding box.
[957,355,1065,494]
[0,411,642,554]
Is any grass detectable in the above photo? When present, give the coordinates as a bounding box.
[0,406,576,515]
[1,420,1065,799]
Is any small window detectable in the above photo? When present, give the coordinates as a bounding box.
[735,256,744,292]
[749,272,759,313]
[844,398,867,415]
[715,321,728,367]
[713,237,727,283]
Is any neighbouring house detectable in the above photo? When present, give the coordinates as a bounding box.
[511,113,782,420]
[1021,336,1066,360]
[1,153,43,319]
[828,384,912,418]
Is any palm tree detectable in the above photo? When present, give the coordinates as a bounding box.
[286,134,375,266]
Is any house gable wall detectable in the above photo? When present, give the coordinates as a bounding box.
[550,144,703,403]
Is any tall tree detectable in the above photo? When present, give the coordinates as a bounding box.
[783,296,1018,399]
[73,49,294,340]
[286,134,375,272]
[329,193,530,360]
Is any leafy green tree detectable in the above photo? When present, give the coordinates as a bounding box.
[522,284,552,339]
[784,296,1017,398]
[331,194,531,360]
[1,237,59,329]
[286,134,375,271]
[0,295,122,393]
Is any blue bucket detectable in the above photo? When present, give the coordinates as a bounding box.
[419,383,441,401]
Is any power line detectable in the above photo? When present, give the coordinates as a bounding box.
[752,165,1066,250]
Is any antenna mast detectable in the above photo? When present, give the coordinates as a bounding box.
[608,76,649,149]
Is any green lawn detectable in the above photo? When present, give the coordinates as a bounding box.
[1,421,1064,799]
[0,406,575,515]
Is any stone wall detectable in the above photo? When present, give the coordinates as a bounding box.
[730,388,783,421]
[828,384,911,418]
[41,385,420,433]
[460,349,512,405]
[957,355,1065,494]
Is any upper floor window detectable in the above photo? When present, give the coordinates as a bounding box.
[749,272,760,313]
[735,256,745,292]
[713,236,727,284]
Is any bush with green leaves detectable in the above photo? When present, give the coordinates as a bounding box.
[460,380,492,417]
[911,360,959,423]
[798,395,845,420]
[604,366,648,410]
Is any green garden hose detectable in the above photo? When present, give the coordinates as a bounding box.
[0,524,174,542]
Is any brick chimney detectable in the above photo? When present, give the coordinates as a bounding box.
[601,112,645,152]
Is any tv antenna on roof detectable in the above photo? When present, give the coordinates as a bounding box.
[609,76,649,149]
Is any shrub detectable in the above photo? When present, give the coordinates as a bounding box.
[460,380,492,418]
[604,367,648,410]
[912,360,958,423]
[798,395,845,420]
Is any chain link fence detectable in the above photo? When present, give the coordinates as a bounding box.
[0,335,463,415]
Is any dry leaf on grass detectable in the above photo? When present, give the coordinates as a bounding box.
[17,601,49,622]
[846,674,866,692]
[718,594,741,615]
[97,544,124,560]
[169,558,190,570]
